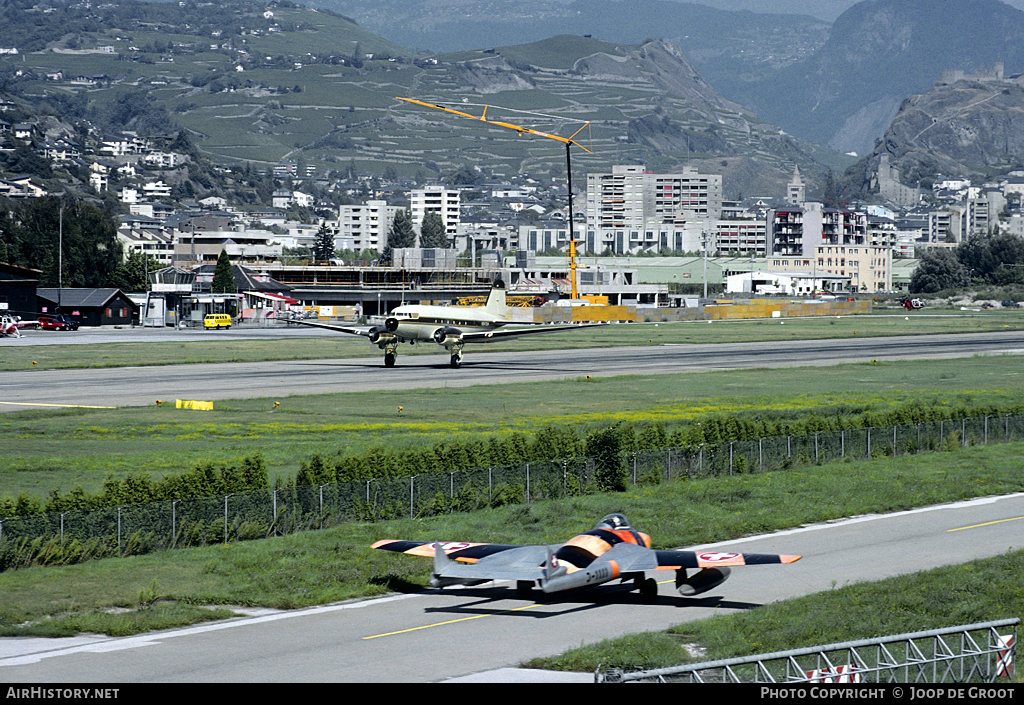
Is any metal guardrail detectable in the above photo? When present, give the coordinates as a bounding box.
[595,619,1019,683]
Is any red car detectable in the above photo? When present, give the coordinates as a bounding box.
[37,315,76,331]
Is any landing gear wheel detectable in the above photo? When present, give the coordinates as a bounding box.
[516,580,533,599]
[450,353,461,368]
[640,577,658,604]
[384,352,396,367]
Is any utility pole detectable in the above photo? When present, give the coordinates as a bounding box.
[58,202,63,313]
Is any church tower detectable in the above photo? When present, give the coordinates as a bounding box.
[787,165,805,205]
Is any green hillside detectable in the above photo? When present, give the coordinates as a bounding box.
[0,0,833,194]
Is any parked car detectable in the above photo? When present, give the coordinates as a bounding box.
[37,315,77,331]
[1002,300,1020,308]
[52,314,79,330]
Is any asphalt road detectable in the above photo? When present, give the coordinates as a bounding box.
[3,492,1023,682]
[1,329,1023,410]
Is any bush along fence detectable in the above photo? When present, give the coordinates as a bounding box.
[2,413,1023,570]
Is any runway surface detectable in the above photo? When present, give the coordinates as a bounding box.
[1,329,1023,410]
[3,492,1023,682]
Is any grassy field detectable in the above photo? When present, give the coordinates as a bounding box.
[2,441,1023,640]
[2,352,1023,500]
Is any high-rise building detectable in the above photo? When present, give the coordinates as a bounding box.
[584,165,722,254]
[410,187,460,240]
[336,200,397,253]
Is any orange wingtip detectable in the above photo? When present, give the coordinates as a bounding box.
[781,555,802,563]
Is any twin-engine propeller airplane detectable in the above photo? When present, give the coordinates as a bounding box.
[286,278,601,368]
[372,513,801,602]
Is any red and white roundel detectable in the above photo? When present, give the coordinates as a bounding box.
[438,542,474,552]
[697,551,741,563]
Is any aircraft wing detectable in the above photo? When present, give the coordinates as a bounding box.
[372,539,553,582]
[652,549,802,569]
[282,317,372,337]
[458,322,604,343]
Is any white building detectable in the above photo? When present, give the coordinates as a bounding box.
[584,165,723,254]
[725,270,849,296]
[410,187,460,239]
[336,200,397,253]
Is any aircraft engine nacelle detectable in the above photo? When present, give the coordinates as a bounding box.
[432,326,462,344]
[384,317,400,333]
[430,573,489,589]
[676,567,731,596]
[367,327,392,344]
[541,561,619,593]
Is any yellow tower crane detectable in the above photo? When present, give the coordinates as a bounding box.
[395,97,591,300]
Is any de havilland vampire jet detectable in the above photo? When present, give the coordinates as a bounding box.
[372,513,801,602]
[286,278,602,368]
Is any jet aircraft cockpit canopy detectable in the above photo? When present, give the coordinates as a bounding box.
[595,513,631,531]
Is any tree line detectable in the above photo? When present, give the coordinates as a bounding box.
[911,230,1024,293]
[0,195,154,293]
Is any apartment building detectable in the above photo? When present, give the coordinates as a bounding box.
[336,200,396,253]
[767,244,891,293]
[768,203,867,258]
[584,165,723,254]
[410,187,460,238]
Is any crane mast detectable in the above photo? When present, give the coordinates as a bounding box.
[395,97,590,300]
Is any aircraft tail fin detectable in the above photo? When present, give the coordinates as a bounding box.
[432,541,451,573]
[483,278,508,317]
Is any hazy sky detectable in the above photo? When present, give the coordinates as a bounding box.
[688,0,1024,22]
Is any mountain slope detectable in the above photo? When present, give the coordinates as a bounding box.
[864,69,1024,187]
[0,0,835,199]
[733,0,1024,156]
[383,36,830,197]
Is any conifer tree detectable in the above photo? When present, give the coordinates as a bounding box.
[211,249,235,293]
[419,210,448,248]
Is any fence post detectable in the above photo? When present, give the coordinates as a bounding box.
[317,487,325,532]
[409,475,416,519]
[224,493,232,543]
[867,427,871,459]
[273,489,278,537]
[117,505,123,557]
[526,463,530,505]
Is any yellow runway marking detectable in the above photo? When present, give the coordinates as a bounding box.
[363,603,541,639]
[0,401,116,409]
[947,516,1024,532]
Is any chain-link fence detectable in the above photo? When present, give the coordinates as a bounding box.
[2,414,1022,568]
